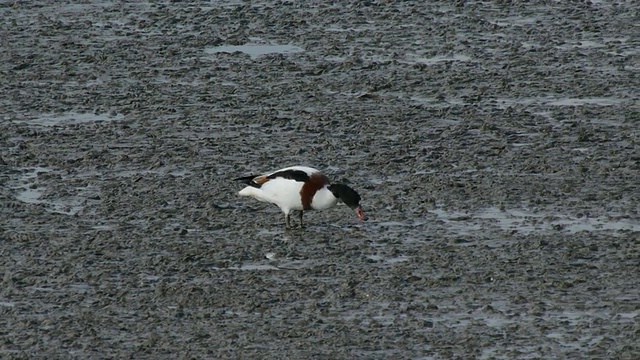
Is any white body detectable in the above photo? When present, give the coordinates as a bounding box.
[237,166,338,215]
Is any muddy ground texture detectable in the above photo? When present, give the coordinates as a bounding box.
[1,1,639,359]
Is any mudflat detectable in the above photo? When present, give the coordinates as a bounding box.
[1,1,638,359]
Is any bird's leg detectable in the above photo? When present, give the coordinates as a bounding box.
[285,213,291,229]
[298,211,304,228]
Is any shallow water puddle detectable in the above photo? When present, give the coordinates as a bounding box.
[429,304,633,356]
[110,168,192,178]
[213,264,281,271]
[210,259,317,271]
[92,224,117,231]
[9,167,52,205]
[15,187,46,205]
[403,54,472,65]
[546,97,624,106]
[366,255,411,265]
[205,41,304,59]
[494,96,625,109]
[432,207,639,236]
[12,112,124,127]
[9,167,97,216]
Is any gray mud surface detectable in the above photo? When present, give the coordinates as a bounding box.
[1,1,639,359]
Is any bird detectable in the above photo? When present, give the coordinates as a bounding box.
[234,166,367,228]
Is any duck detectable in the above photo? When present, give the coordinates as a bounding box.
[234,166,367,228]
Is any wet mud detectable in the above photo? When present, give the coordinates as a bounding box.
[1,1,639,359]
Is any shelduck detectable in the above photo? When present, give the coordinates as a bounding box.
[234,166,367,228]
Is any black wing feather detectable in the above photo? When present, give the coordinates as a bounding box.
[234,169,310,188]
[267,169,310,182]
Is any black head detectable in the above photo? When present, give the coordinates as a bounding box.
[329,184,360,208]
[329,184,367,221]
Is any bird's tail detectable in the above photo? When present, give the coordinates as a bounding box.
[238,186,261,197]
